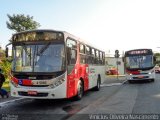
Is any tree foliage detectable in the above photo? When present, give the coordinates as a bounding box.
[0,59,11,79]
[0,49,11,80]
[154,53,160,65]
[6,14,40,32]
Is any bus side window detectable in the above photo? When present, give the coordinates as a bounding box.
[95,50,99,64]
[91,48,95,64]
[99,51,103,64]
[66,38,77,74]
[86,46,92,64]
[80,44,86,64]
[66,38,77,64]
[102,52,105,65]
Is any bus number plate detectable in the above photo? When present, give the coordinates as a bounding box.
[28,91,37,95]
[138,76,144,78]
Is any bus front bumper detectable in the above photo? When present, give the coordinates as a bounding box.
[10,82,67,99]
[126,74,155,81]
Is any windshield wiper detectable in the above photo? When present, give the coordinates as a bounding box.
[37,42,51,56]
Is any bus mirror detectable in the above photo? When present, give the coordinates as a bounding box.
[5,42,12,58]
[154,56,156,62]
[5,47,9,58]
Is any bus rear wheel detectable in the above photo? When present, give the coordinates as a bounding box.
[128,80,134,83]
[94,76,101,91]
[75,80,83,100]
[151,79,155,82]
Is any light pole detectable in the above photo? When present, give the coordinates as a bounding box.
[115,50,120,80]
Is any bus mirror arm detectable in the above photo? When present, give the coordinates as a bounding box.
[154,56,156,63]
[5,47,8,57]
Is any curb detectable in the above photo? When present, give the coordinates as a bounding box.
[106,75,126,77]
[101,79,128,87]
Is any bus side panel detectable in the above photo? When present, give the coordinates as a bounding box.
[66,64,89,98]
[67,70,77,98]
[67,62,83,98]
[88,65,105,89]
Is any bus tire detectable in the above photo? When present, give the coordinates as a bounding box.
[94,76,101,91]
[151,79,155,82]
[128,80,133,83]
[75,80,83,100]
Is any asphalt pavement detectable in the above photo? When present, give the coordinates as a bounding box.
[104,75,126,84]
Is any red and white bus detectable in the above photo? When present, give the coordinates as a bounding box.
[6,29,105,99]
[123,49,155,82]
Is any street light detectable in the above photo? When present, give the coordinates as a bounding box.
[115,50,120,80]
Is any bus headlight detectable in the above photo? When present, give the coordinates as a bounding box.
[49,77,65,88]
[10,77,19,88]
[148,72,152,74]
[11,80,19,88]
[49,84,55,88]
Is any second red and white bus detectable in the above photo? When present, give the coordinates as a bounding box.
[6,29,105,99]
[123,49,155,82]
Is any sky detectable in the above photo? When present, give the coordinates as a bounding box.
[1,0,160,54]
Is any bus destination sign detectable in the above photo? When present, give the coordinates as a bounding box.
[129,50,147,55]
[12,31,63,42]
[126,49,153,56]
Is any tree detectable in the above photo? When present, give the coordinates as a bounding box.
[154,53,160,65]
[0,49,11,80]
[6,14,40,32]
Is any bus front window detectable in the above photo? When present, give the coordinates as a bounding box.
[12,43,65,72]
[126,55,153,69]
[12,45,33,72]
[34,44,65,72]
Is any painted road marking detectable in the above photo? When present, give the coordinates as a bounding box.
[101,80,128,87]
[0,98,25,106]
[101,83,122,87]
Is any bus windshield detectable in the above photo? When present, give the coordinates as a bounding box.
[12,43,65,72]
[125,55,154,69]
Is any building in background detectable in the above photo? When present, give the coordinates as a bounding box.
[105,50,125,75]
[105,57,124,75]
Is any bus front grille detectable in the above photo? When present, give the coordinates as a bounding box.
[132,76,149,79]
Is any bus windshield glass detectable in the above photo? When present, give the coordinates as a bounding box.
[12,43,65,72]
[125,55,154,69]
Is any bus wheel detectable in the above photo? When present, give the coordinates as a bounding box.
[94,76,101,91]
[128,80,133,83]
[75,80,83,100]
[151,79,155,82]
